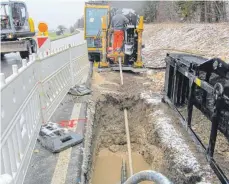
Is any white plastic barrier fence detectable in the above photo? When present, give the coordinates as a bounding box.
[0,41,89,184]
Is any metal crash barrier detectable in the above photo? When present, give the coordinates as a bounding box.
[0,41,89,184]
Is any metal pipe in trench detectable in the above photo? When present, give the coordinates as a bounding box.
[118,56,134,176]
[118,57,124,85]
[123,170,173,184]
[124,108,133,176]
[117,57,172,184]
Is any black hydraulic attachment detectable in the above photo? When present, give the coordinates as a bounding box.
[163,53,229,184]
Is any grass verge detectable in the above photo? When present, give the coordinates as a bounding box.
[49,30,80,41]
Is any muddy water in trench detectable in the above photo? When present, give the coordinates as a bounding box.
[92,149,152,184]
[89,95,167,184]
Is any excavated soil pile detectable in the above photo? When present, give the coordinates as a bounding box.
[140,23,229,180]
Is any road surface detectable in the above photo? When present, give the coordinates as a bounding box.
[1,31,84,78]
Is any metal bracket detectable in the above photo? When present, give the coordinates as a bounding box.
[38,122,83,153]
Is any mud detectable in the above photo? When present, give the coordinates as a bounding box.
[80,22,229,183]
[87,95,168,183]
[85,97,217,183]
[80,71,221,184]
[92,149,151,184]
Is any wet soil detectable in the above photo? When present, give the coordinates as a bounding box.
[81,23,229,184]
[87,92,218,183]
[88,94,171,184]
[92,149,151,184]
[82,70,220,184]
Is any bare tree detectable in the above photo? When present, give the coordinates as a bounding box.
[140,1,228,23]
[56,25,66,35]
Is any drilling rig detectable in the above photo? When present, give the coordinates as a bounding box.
[84,1,146,72]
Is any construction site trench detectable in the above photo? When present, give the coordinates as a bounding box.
[81,71,221,184]
[90,94,168,184]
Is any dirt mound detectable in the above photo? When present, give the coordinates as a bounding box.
[142,23,229,67]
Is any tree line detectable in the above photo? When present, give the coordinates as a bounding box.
[140,1,229,23]
[69,16,84,33]
[56,0,228,33]
[56,16,84,35]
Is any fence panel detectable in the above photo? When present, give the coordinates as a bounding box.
[0,42,89,184]
[39,49,72,122]
[1,61,38,135]
[1,63,42,184]
[71,42,90,85]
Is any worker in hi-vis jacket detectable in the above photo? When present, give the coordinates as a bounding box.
[111,9,129,52]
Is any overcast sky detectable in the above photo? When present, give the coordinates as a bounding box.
[23,0,145,30]
[24,0,85,30]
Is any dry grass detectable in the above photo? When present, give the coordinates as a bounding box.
[142,23,229,67]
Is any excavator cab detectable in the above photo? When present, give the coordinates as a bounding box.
[1,1,35,40]
[1,4,10,30]
[1,1,36,59]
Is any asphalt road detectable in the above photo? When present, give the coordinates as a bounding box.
[1,31,84,78]
[24,99,87,184]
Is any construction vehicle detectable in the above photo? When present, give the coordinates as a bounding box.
[1,1,37,59]
[84,1,109,62]
[163,53,229,183]
[84,1,146,72]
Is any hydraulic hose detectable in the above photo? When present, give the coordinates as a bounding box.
[123,170,173,184]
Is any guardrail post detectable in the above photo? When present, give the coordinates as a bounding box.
[29,55,33,63]
[39,88,46,124]
[32,53,37,61]
[12,65,18,75]
[69,44,75,87]
[38,52,43,60]
[22,59,27,67]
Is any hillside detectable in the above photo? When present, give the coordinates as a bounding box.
[142,23,229,67]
